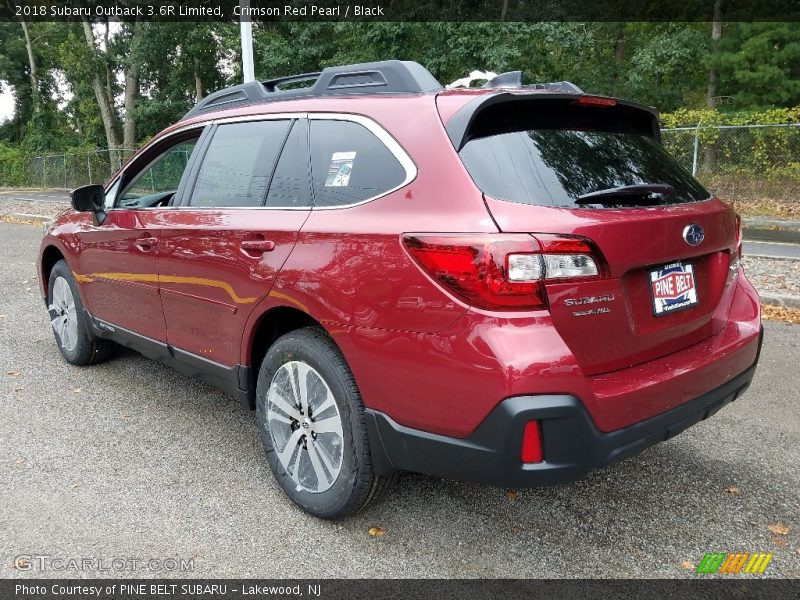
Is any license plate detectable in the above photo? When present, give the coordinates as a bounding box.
[649,262,699,316]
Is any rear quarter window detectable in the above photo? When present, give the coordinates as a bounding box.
[310,119,406,207]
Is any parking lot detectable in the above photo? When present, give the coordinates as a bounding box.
[1,221,798,578]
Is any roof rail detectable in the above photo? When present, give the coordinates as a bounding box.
[182,60,443,121]
[482,71,583,94]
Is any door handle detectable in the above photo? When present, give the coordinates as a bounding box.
[240,239,276,253]
[135,236,159,250]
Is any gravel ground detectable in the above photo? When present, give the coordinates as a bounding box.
[743,256,800,296]
[1,222,799,580]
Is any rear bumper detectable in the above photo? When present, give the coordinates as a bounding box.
[365,327,762,486]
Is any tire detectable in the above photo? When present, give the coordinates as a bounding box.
[47,260,114,366]
[255,327,397,519]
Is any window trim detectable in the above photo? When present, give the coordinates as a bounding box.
[105,111,417,211]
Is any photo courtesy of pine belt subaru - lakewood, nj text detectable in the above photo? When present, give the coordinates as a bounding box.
[38,60,763,519]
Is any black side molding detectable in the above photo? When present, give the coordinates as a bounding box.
[86,312,252,409]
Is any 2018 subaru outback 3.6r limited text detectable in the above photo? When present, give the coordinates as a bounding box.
[38,60,763,519]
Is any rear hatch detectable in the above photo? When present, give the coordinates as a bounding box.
[448,93,738,376]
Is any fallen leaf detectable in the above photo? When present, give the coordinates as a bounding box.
[6,370,21,378]
[772,536,787,547]
[681,560,695,570]
[505,489,519,502]
[73,387,82,394]
[368,526,386,537]
[511,526,524,534]
[14,457,25,465]
[68,482,79,489]
[768,524,790,536]
[725,487,740,495]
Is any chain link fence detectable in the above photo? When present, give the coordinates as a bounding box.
[662,123,800,214]
[1,149,136,190]
[3,126,799,216]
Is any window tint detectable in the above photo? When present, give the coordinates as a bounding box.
[458,104,708,208]
[265,120,312,208]
[117,138,198,208]
[310,120,406,207]
[190,120,291,208]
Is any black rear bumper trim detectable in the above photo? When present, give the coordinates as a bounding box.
[365,327,763,487]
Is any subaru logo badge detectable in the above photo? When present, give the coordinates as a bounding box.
[683,224,704,246]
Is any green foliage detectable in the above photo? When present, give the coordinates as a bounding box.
[1,20,799,166]
[0,141,27,186]
[661,108,800,183]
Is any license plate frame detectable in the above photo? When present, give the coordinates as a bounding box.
[648,261,699,316]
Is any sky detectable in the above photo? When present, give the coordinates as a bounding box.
[0,88,14,123]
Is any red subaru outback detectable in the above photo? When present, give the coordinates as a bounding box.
[38,61,762,518]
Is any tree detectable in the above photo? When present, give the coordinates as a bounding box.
[80,19,121,152]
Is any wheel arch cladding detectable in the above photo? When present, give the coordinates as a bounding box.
[247,305,323,379]
[40,245,66,299]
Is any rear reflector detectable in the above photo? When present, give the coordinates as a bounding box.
[521,421,543,463]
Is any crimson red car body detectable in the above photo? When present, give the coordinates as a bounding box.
[38,61,762,493]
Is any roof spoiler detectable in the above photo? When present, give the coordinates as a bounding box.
[444,92,661,151]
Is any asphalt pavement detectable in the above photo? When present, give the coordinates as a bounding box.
[745,241,800,260]
[0,222,798,579]
[0,189,70,204]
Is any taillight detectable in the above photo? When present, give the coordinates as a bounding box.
[402,233,604,311]
[735,213,743,258]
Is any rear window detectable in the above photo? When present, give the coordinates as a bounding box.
[458,102,709,208]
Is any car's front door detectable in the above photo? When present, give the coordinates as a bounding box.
[75,130,206,342]
[158,117,312,367]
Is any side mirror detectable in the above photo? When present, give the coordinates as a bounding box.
[70,184,106,225]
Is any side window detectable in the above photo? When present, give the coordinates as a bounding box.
[310,120,406,207]
[265,120,312,208]
[189,120,291,208]
[117,136,199,208]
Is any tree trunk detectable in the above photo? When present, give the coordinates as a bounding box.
[706,0,724,108]
[122,18,142,157]
[612,23,625,96]
[19,18,39,114]
[82,19,121,153]
[194,57,204,102]
[499,0,509,20]
[704,0,724,174]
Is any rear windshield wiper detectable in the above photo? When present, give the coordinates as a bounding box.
[575,184,675,205]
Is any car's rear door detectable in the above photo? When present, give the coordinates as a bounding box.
[158,115,312,367]
[75,129,206,342]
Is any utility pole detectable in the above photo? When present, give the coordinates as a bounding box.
[240,0,255,83]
